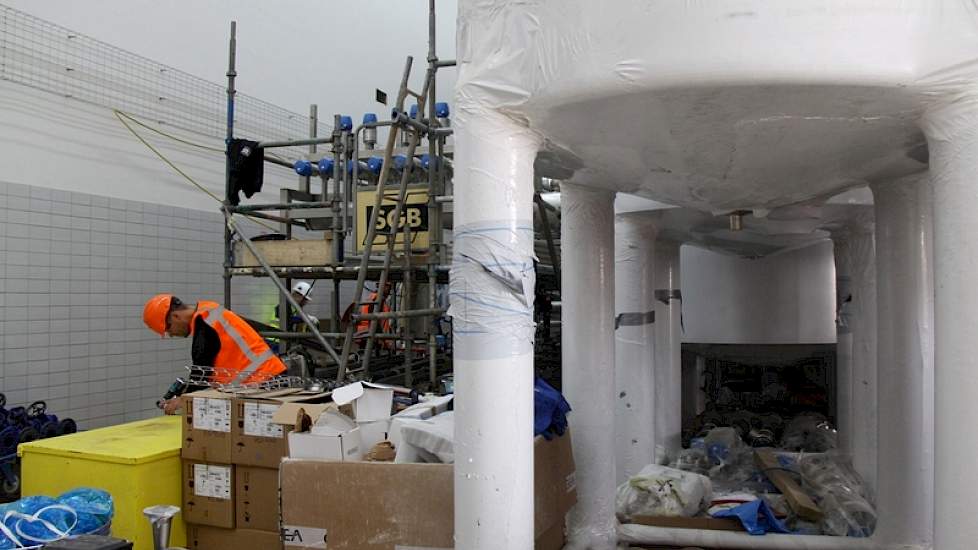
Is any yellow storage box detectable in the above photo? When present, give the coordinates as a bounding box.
[18,416,186,550]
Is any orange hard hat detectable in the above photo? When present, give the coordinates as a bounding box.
[143,293,173,337]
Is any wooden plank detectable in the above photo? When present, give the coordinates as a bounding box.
[754,448,823,522]
[631,515,744,532]
[233,238,333,267]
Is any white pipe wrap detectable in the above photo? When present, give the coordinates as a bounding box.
[653,240,682,460]
[614,213,658,483]
[450,219,536,360]
[451,108,540,550]
[618,523,882,550]
[561,183,617,550]
[921,92,978,550]
[871,174,934,547]
[830,217,877,491]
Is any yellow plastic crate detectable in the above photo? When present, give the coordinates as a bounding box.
[18,416,186,550]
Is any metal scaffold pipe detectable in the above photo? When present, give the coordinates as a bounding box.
[224,211,345,369]
[223,20,237,308]
[258,136,336,149]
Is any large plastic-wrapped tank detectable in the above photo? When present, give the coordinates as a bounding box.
[450,2,972,549]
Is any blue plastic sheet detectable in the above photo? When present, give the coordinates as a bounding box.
[712,499,790,536]
[0,488,113,548]
[534,377,571,439]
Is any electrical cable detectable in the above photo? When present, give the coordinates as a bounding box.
[112,108,277,232]
[114,110,223,152]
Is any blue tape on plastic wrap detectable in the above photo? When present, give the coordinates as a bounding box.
[449,221,536,360]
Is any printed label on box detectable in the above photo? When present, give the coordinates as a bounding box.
[193,464,232,500]
[193,397,231,432]
[281,525,327,549]
[244,402,284,438]
[565,471,577,493]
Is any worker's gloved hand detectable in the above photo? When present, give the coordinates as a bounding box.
[308,315,319,325]
[162,398,182,415]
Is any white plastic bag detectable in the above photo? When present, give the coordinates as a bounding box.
[615,464,713,521]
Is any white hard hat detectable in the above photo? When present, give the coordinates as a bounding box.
[292,281,313,301]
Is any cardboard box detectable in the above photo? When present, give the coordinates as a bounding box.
[395,394,453,420]
[280,433,576,550]
[183,460,235,529]
[232,390,331,468]
[236,466,280,533]
[187,525,283,550]
[272,403,364,461]
[331,381,394,421]
[357,418,390,450]
[182,390,234,463]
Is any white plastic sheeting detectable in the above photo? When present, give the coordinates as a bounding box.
[871,174,934,547]
[614,213,657,483]
[449,108,539,550]
[830,215,877,492]
[653,240,682,460]
[922,94,978,550]
[561,183,617,550]
[454,1,978,547]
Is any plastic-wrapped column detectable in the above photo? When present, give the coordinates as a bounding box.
[562,183,617,550]
[833,242,854,458]
[614,213,657,483]
[449,109,539,550]
[830,218,877,491]
[653,240,682,459]
[871,174,935,547]
[922,93,978,550]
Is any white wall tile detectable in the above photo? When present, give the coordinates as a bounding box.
[1,185,284,429]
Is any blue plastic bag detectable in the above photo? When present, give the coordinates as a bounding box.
[58,488,113,535]
[3,496,73,545]
[0,487,113,548]
[712,499,790,536]
[534,377,572,439]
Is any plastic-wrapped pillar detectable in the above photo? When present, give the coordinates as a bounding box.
[614,213,657,483]
[449,108,540,550]
[871,174,935,547]
[562,183,617,550]
[833,245,854,458]
[922,94,978,550]
[653,240,682,459]
[830,217,877,491]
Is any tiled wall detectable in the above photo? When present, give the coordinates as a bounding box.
[0,179,287,428]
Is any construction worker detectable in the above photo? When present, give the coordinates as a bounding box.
[341,282,394,351]
[143,294,287,413]
[356,282,393,336]
[273,281,318,328]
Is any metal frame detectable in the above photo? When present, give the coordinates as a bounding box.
[219,2,456,387]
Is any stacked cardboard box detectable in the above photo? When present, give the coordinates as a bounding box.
[279,431,577,550]
[179,389,330,550]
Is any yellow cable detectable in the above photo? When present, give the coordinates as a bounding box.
[112,109,278,232]
[114,110,296,165]
[114,110,224,152]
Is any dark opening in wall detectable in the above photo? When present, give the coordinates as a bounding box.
[681,343,837,449]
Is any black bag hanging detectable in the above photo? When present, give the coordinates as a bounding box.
[228,138,264,205]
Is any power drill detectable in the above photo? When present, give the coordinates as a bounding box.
[156,378,188,409]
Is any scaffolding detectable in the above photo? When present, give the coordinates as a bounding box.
[219,1,458,390]
[0,0,563,393]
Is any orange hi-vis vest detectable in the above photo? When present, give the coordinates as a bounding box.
[192,301,286,385]
[357,292,392,334]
